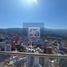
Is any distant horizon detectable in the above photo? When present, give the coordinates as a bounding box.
[0,27,67,30]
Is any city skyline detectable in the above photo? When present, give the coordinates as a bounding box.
[0,0,67,29]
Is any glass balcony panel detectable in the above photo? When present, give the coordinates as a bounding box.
[0,52,67,67]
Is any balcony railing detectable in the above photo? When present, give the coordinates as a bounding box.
[0,51,67,67]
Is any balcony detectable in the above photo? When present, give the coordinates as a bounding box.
[0,51,67,67]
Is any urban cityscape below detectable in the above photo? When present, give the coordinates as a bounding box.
[0,23,67,67]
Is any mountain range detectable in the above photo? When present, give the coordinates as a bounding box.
[0,28,67,39]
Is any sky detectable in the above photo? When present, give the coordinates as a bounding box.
[0,0,67,29]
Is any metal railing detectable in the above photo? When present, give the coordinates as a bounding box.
[0,51,67,67]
